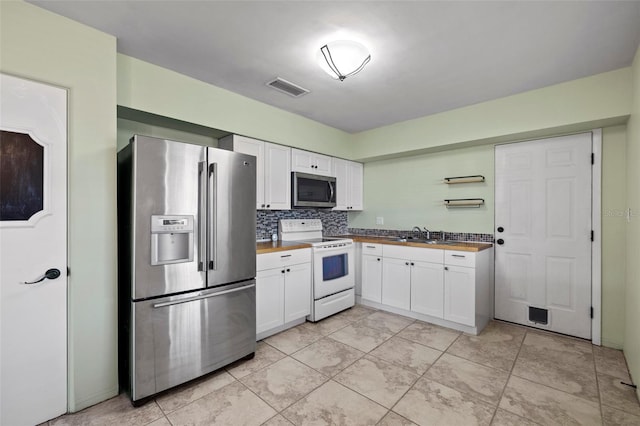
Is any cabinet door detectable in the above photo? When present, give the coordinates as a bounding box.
[264,142,291,209]
[348,161,363,210]
[313,153,333,176]
[291,148,314,174]
[361,254,383,303]
[221,135,265,208]
[256,268,285,334]
[284,262,311,322]
[382,258,411,310]
[332,158,349,211]
[411,261,444,318]
[444,265,475,326]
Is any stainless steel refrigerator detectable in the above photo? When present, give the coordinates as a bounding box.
[117,135,257,404]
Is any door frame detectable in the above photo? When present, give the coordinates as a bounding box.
[494,129,602,345]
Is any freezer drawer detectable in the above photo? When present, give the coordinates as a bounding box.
[130,280,256,402]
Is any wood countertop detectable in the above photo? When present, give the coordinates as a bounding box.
[336,235,493,252]
[256,236,492,254]
[256,240,312,254]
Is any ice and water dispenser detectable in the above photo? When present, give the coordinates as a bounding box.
[150,215,194,265]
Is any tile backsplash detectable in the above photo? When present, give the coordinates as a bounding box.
[256,209,348,240]
[256,211,493,243]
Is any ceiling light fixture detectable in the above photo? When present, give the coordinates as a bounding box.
[318,40,371,81]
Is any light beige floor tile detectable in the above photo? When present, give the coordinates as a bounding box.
[602,405,640,426]
[425,353,509,405]
[328,322,394,352]
[447,321,525,371]
[333,304,377,322]
[334,355,419,408]
[490,409,538,426]
[378,411,418,426]
[511,332,598,401]
[356,310,414,334]
[264,324,323,354]
[166,381,275,426]
[155,370,236,413]
[262,414,295,426]
[226,341,286,379]
[370,336,442,375]
[145,417,172,426]
[393,377,495,426]
[281,380,387,426]
[50,394,164,426]
[598,372,640,416]
[240,357,327,411]
[594,346,631,381]
[292,337,364,377]
[396,321,460,351]
[300,315,353,335]
[499,375,601,426]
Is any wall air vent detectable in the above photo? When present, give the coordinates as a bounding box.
[266,77,310,98]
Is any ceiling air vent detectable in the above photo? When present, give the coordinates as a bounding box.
[266,77,310,98]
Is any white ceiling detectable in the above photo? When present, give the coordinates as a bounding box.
[29,1,640,133]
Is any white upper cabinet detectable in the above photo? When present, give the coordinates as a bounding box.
[333,158,363,211]
[291,148,333,177]
[220,135,290,210]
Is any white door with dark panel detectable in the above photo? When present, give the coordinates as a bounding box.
[0,73,67,425]
[494,133,592,339]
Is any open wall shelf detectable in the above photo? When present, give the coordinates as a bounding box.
[444,198,485,208]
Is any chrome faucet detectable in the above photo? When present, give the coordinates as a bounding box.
[412,226,431,240]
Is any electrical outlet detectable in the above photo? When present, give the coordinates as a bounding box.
[376,217,384,225]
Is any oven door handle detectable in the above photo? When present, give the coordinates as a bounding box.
[314,244,352,254]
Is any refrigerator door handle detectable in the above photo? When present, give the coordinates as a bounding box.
[152,283,256,308]
[208,162,217,270]
[197,161,207,271]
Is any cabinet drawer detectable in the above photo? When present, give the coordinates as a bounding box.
[383,245,443,263]
[257,248,311,271]
[361,243,383,256]
[444,250,475,268]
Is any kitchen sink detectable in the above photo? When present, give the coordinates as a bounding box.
[386,237,456,245]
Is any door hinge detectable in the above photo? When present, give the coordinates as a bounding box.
[591,230,594,241]
[67,267,70,276]
[591,153,594,165]
[590,306,594,318]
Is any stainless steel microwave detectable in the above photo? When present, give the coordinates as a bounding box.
[292,172,337,208]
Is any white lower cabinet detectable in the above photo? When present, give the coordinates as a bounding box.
[443,264,475,326]
[410,261,444,318]
[360,244,492,335]
[256,249,311,338]
[381,258,411,310]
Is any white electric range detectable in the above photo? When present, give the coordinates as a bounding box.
[279,219,355,321]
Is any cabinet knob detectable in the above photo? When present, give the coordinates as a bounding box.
[410,262,414,266]
[266,204,270,208]
[261,204,265,208]
[405,262,409,266]
[286,268,290,272]
[281,270,285,274]
[377,258,380,261]
[444,266,449,271]
[497,239,504,245]
[497,226,504,233]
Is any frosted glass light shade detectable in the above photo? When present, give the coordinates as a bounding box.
[318,40,371,81]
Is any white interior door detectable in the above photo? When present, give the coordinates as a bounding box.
[494,133,592,339]
[0,73,67,425]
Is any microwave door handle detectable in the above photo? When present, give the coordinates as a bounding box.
[197,161,206,271]
[328,181,335,202]
[208,162,217,270]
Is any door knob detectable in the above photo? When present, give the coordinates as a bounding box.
[497,239,505,245]
[22,268,61,285]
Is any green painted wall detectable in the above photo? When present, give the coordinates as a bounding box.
[625,45,640,397]
[117,54,352,158]
[601,126,628,349]
[0,1,118,411]
[351,68,632,161]
[350,144,494,233]
[117,118,217,151]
